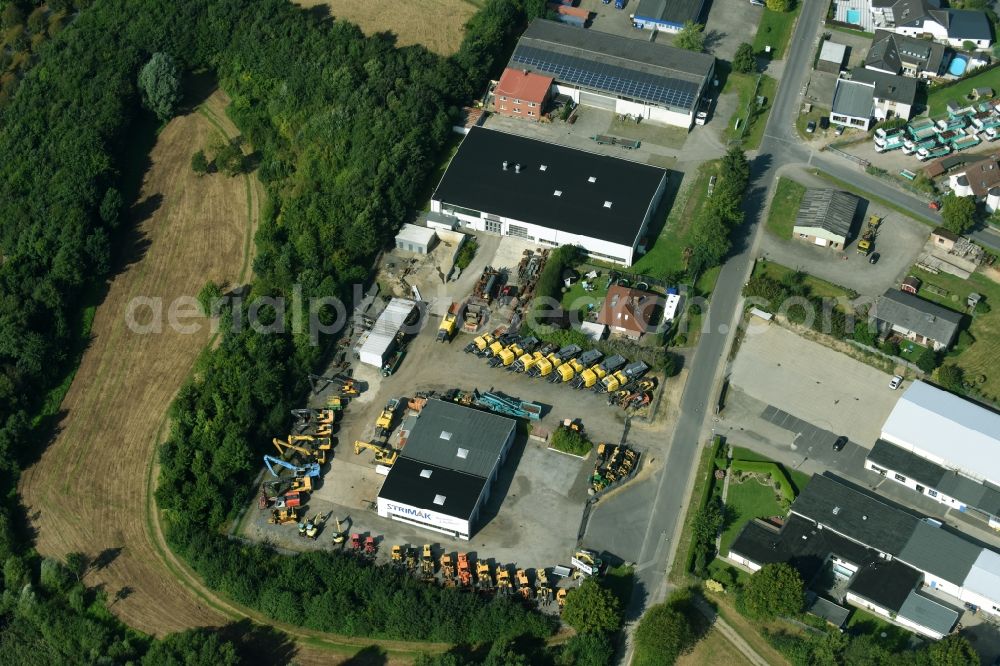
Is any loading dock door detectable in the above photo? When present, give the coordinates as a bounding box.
[578,91,617,111]
[814,237,828,247]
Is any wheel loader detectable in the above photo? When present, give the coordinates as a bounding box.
[268,508,300,525]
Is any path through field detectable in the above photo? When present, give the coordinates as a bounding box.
[295,0,477,55]
[19,90,257,634]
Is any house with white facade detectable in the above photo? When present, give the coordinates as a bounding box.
[869,0,993,49]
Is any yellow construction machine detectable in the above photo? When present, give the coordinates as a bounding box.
[273,436,326,465]
[516,569,532,600]
[391,545,405,567]
[476,561,493,591]
[496,565,513,595]
[353,440,399,466]
[268,507,300,525]
[556,588,568,609]
[330,517,346,545]
[405,546,418,571]
[421,544,435,578]
[374,398,400,439]
[440,554,456,586]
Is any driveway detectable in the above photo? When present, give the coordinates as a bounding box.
[704,0,763,61]
[760,167,931,297]
[729,324,904,446]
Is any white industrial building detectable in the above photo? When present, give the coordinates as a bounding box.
[394,224,437,255]
[507,19,715,128]
[430,127,668,266]
[357,298,418,368]
[376,400,516,539]
[866,381,1000,528]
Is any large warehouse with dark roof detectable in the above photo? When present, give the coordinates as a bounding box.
[430,126,668,265]
[376,399,516,540]
[508,19,715,128]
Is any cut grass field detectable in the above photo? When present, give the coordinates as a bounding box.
[765,177,806,239]
[928,66,1000,117]
[631,161,720,280]
[18,90,259,635]
[676,626,753,666]
[908,266,1000,401]
[752,5,801,59]
[294,0,478,54]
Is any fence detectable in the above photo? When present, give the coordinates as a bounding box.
[825,145,869,168]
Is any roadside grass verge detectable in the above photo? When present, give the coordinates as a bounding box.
[669,436,725,584]
[723,73,778,150]
[794,105,830,141]
[765,177,806,239]
[752,6,801,59]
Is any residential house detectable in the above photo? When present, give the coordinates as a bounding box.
[870,288,962,350]
[865,30,946,78]
[595,284,661,339]
[832,78,876,130]
[851,68,918,121]
[493,68,553,122]
[869,0,993,49]
[792,188,860,249]
[948,152,1000,211]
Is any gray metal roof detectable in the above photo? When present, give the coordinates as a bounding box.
[792,474,920,555]
[964,550,1000,604]
[793,188,859,238]
[948,9,993,41]
[898,521,980,586]
[832,78,874,119]
[898,590,959,635]
[851,68,918,105]
[510,19,714,112]
[634,0,706,26]
[399,399,515,478]
[871,289,962,346]
[819,41,847,66]
[881,381,1000,487]
[808,597,851,627]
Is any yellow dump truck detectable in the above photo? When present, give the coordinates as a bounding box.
[436,302,461,342]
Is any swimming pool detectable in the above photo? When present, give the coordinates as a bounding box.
[846,8,862,24]
[949,55,969,77]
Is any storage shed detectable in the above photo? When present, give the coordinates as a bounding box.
[358,298,418,368]
[395,224,437,255]
[817,41,848,73]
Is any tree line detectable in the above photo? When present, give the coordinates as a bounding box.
[0,0,563,657]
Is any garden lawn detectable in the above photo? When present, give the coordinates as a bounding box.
[752,6,801,59]
[765,178,806,239]
[560,266,609,312]
[908,266,1000,401]
[730,446,811,495]
[719,477,783,556]
[631,160,719,280]
[928,67,1000,117]
[795,105,830,141]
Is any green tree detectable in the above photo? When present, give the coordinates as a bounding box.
[853,321,876,347]
[27,7,46,34]
[941,193,977,235]
[191,149,209,176]
[975,297,991,314]
[737,562,803,620]
[963,40,978,52]
[482,640,530,666]
[916,346,938,373]
[926,634,979,666]
[100,187,124,228]
[733,43,756,74]
[562,578,622,635]
[214,140,245,177]
[675,21,705,52]
[937,364,966,393]
[634,602,696,666]
[138,52,182,122]
[142,628,240,666]
[197,281,224,316]
[557,633,614,666]
[1,4,24,30]
[766,0,791,10]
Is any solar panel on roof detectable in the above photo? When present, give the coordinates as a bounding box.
[511,45,698,110]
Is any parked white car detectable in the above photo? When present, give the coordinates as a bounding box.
[889,375,903,390]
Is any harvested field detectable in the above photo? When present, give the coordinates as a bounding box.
[294,0,478,55]
[19,90,258,634]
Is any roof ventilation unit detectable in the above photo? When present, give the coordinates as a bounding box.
[502,160,509,170]
[515,163,522,174]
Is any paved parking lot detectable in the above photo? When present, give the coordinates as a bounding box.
[760,168,931,296]
[705,0,763,60]
[730,324,903,445]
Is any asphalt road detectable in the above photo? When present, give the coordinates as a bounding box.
[594,0,832,631]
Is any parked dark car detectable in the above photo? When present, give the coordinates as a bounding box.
[833,436,848,452]
[820,116,830,130]
[869,252,881,264]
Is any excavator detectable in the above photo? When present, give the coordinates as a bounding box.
[440,554,456,586]
[353,440,399,466]
[536,571,553,605]
[496,565,512,596]
[330,517,346,546]
[263,454,320,478]
[421,544,435,578]
[268,507,300,525]
[298,512,327,540]
[391,545,404,567]
[272,436,326,465]
[571,549,604,577]
[363,536,377,558]
[476,561,492,592]
[516,569,532,600]
[457,553,473,587]
[349,533,362,553]
[556,588,568,609]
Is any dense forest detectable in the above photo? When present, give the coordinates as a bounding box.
[0,0,572,658]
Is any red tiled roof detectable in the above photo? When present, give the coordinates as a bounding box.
[596,285,657,335]
[496,68,553,104]
[551,4,590,18]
